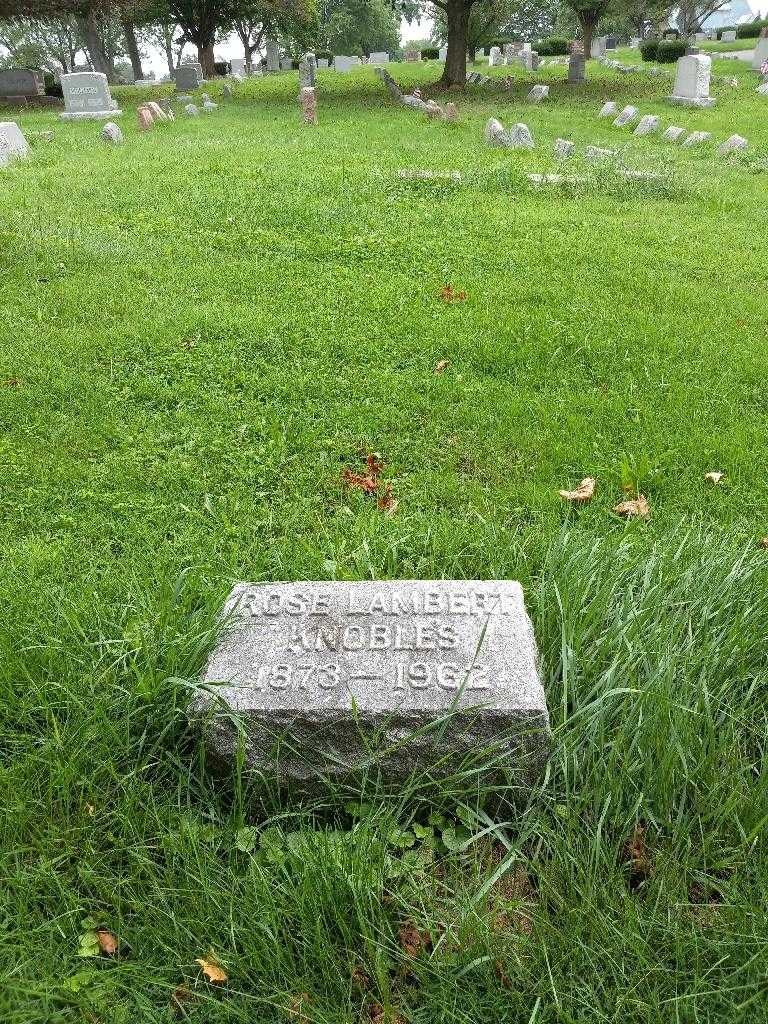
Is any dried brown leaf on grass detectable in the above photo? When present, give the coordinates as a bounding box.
[368,1002,405,1024]
[439,284,467,303]
[377,483,399,516]
[558,477,596,503]
[622,823,653,889]
[95,929,118,956]
[614,495,650,519]
[195,952,228,983]
[398,921,431,958]
[758,537,768,549]
[351,965,370,990]
[434,359,451,374]
[170,986,197,1016]
[342,453,398,514]
[286,992,311,1021]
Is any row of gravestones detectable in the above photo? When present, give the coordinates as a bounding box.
[598,101,748,152]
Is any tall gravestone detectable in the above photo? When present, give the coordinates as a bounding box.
[175,63,203,91]
[60,72,120,120]
[370,51,390,64]
[489,46,503,66]
[265,39,281,72]
[334,55,360,72]
[230,57,246,76]
[752,27,768,71]
[299,52,317,88]
[668,52,715,107]
[0,69,44,98]
[0,120,29,166]
[568,41,585,83]
[193,581,550,795]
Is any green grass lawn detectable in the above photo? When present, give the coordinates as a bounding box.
[699,38,758,53]
[1,57,767,1022]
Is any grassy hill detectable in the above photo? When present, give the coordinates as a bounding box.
[1,53,767,1022]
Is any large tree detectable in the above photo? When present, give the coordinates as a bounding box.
[315,0,397,55]
[562,0,611,55]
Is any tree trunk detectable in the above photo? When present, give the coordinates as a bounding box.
[198,41,216,77]
[78,8,109,75]
[578,10,599,58]
[440,0,470,86]
[162,24,175,75]
[122,19,144,80]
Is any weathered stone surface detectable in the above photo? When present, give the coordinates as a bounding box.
[584,144,617,162]
[757,83,768,96]
[299,52,317,88]
[668,53,715,107]
[176,94,193,104]
[721,29,736,42]
[0,120,29,166]
[335,55,360,72]
[751,30,768,71]
[230,57,246,76]
[175,63,203,91]
[184,102,200,116]
[300,86,317,124]
[682,130,711,146]
[370,51,390,64]
[568,49,586,84]
[137,104,154,130]
[484,118,533,148]
[633,114,660,136]
[489,46,503,66]
[60,72,121,120]
[397,168,462,181]
[598,101,617,117]
[100,121,123,144]
[528,173,586,185]
[193,581,550,793]
[613,104,640,127]
[444,101,457,121]
[0,68,44,98]
[146,100,168,121]
[554,138,575,159]
[717,133,747,154]
[661,125,685,142]
[526,84,549,103]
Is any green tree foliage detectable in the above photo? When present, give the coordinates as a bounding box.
[314,0,398,55]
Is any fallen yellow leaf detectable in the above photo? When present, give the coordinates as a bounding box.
[614,495,650,518]
[434,359,451,374]
[704,471,724,484]
[96,929,118,956]
[195,953,228,983]
[558,477,596,503]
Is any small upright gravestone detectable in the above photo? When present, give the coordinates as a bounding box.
[0,120,29,166]
[137,104,154,130]
[668,52,715,107]
[60,72,121,120]
[633,114,660,135]
[598,101,617,117]
[527,84,549,102]
[193,581,550,794]
[265,39,281,72]
[403,49,421,62]
[751,27,768,71]
[175,63,203,91]
[489,46,503,67]
[485,117,534,148]
[568,42,586,84]
[300,86,317,124]
[370,51,390,64]
[230,57,246,76]
[101,121,123,144]
[721,30,737,42]
[613,104,640,126]
[334,55,360,72]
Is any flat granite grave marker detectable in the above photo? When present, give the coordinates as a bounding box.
[60,72,121,120]
[194,581,550,793]
[613,104,640,127]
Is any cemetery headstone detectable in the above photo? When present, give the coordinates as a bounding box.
[193,581,550,793]
[370,51,390,64]
[60,72,121,121]
[668,53,715,106]
[266,38,280,72]
[101,121,123,143]
[184,102,200,116]
[376,67,403,102]
[0,120,29,166]
[527,84,549,102]
[721,30,736,42]
[158,98,175,120]
[175,63,203,91]
[0,68,44,98]
[593,36,608,57]
[280,57,293,71]
[757,82,768,96]
[439,46,447,61]
[300,86,317,124]
[681,130,711,146]
[230,57,246,76]
[598,101,617,117]
[137,105,154,130]
[317,58,329,69]
[202,97,218,111]
[584,144,617,162]
[299,52,317,88]
[613,104,640,126]
[751,27,768,71]
[176,94,193,104]
[554,138,575,159]
[717,133,747,154]
[489,46,503,67]
[403,49,421,62]
[568,43,586,84]
[661,125,685,142]
[334,55,360,72]
[633,114,660,135]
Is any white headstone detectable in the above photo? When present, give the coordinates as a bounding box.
[369,51,389,64]
[751,32,768,71]
[230,57,246,76]
[100,121,123,144]
[0,120,29,166]
[554,138,575,159]
[633,114,660,135]
[668,53,715,107]
[439,46,447,61]
[489,46,503,66]
[334,55,360,72]
[681,130,711,146]
[526,84,549,102]
[717,133,747,154]
[661,125,685,142]
[60,72,121,120]
[721,30,736,42]
[598,101,618,117]
[613,104,640,127]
